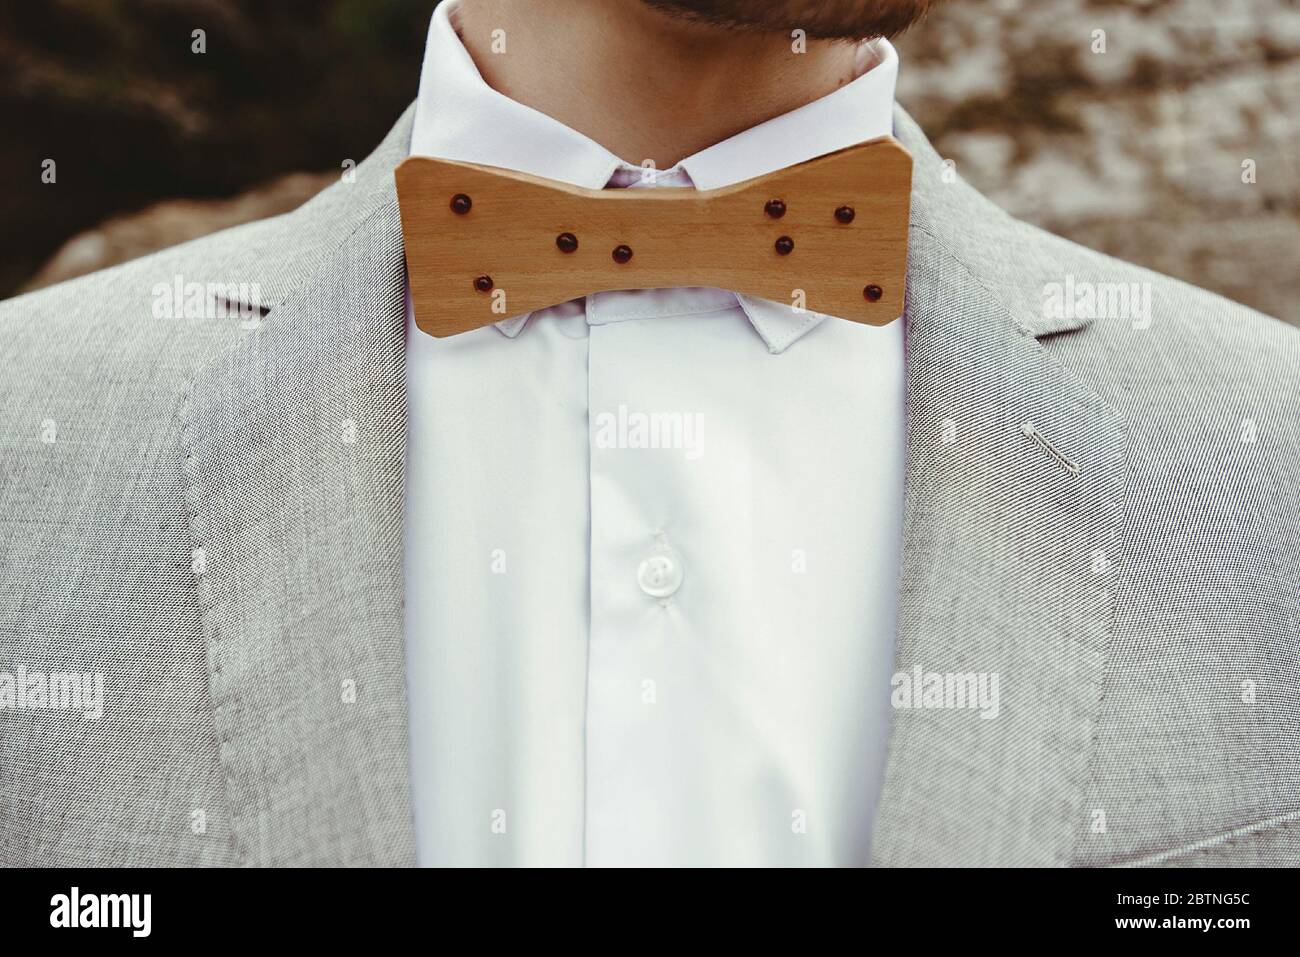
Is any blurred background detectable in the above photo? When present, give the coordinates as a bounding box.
[3,0,1297,324]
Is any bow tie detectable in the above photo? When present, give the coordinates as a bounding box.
[396,137,912,338]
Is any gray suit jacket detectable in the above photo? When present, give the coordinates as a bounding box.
[1,105,1297,867]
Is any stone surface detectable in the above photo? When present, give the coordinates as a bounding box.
[894,0,1300,325]
[22,172,336,292]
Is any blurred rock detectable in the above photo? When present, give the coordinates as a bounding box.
[22,171,335,291]
[895,0,1300,325]
[1,0,429,297]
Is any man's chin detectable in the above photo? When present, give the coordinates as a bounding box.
[638,0,938,40]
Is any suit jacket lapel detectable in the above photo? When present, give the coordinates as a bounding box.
[182,194,415,865]
[870,110,1129,866]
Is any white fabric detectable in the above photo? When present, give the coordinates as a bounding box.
[402,0,905,866]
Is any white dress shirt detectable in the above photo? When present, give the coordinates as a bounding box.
[402,0,905,866]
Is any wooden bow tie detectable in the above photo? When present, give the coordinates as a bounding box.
[396,137,912,338]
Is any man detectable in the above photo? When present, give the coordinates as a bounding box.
[0,0,1296,867]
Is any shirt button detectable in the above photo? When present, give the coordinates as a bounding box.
[638,546,683,599]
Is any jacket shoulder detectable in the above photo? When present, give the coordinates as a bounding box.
[0,102,416,405]
[0,224,275,431]
[1011,214,1300,381]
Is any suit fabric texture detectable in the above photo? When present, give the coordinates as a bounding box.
[0,105,1297,867]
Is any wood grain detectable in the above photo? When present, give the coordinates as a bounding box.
[397,137,912,337]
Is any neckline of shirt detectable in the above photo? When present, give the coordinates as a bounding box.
[408,0,901,352]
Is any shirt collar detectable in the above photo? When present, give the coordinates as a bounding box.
[410,0,900,353]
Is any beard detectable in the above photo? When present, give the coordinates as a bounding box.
[638,0,938,40]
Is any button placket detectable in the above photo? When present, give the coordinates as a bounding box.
[637,533,683,602]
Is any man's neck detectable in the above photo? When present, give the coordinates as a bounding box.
[455,0,863,170]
